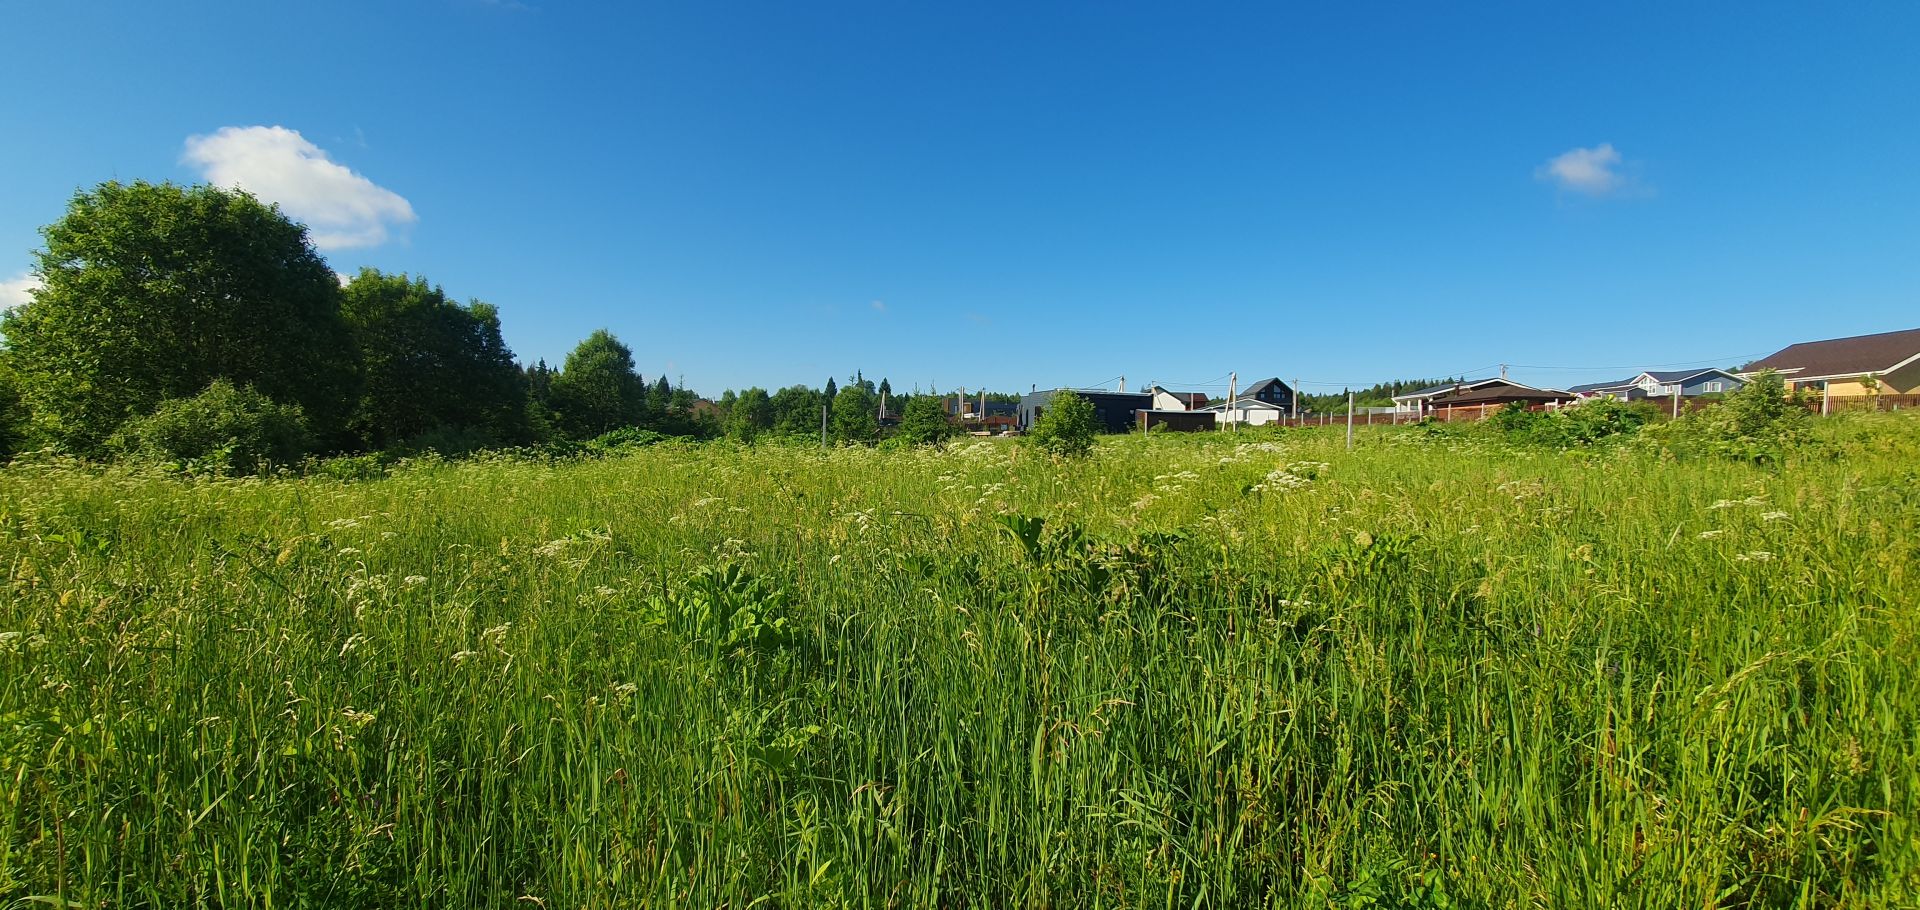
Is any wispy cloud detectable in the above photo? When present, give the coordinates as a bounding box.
[871,299,888,314]
[0,272,41,313]
[1536,143,1636,196]
[182,125,416,250]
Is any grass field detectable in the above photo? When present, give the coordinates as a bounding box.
[2,418,1917,908]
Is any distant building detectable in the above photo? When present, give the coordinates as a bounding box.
[1391,379,1509,416]
[1237,377,1295,413]
[1568,369,1745,401]
[1148,385,1211,412]
[1018,388,1152,434]
[1204,397,1288,427]
[1742,327,1920,398]
[1421,380,1576,413]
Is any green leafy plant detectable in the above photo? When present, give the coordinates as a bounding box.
[110,379,310,474]
[1023,389,1098,458]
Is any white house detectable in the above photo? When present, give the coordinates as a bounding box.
[1148,385,1211,412]
[1206,397,1288,427]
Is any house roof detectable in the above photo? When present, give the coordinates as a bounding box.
[1241,377,1291,397]
[1149,386,1211,409]
[1203,397,1287,411]
[1743,327,1920,380]
[1641,367,1738,384]
[1427,380,1574,406]
[1391,378,1506,401]
[1568,378,1634,394]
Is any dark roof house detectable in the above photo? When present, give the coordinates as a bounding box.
[1743,328,1920,394]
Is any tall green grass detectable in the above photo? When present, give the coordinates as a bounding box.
[2,418,1916,907]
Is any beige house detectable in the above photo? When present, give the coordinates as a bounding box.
[1741,327,1920,397]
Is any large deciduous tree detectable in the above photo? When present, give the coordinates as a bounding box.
[340,269,528,449]
[548,329,646,438]
[0,181,354,453]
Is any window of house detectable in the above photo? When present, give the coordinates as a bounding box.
[1703,381,1723,393]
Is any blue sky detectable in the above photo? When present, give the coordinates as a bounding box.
[2,1,1915,399]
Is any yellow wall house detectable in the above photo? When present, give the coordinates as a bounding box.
[1742,327,1920,398]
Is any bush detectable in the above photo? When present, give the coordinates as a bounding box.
[1024,389,1098,458]
[112,380,311,474]
[585,427,671,454]
[1486,397,1658,448]
[1651,370,1811,464]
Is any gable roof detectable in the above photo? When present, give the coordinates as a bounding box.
[1640,367,1739,384]
[1391,378,1507,401]
[1743,328,1920,380]
[1428,381,1575,405]
[1202,397,1287,411]
[1568,378,1634,394]
[1241,377,1291,397]
[1149,386,1211,409]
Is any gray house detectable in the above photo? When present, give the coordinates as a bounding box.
[1018,389,1153,434]
[1570,368,1744,401]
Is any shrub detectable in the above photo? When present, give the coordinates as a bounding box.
[1652,370,1811,464]
[1487,397,1656,448]
[1024,389,1097,458]
[586,427,670,454]
[112,380,311,474]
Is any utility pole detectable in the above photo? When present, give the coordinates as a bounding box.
[1292,376,1301,423]
[1671,387,1680,420]
[1500,363,1509,381]
[1226,372,1237,432]
[1118,375,1125,393]
[1346,391,1355,450]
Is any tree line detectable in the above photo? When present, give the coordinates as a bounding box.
[0,180,996,469]
[1296,377,1460,413]
[0,181,722,468]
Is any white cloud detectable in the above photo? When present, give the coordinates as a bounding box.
[1536,143,1628,196]
[0,272,41,313]
[182,125,416,250]
[871,299,887,313]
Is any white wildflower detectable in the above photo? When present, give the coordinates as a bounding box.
[1761,511,1789,522]
[403,575,428,587]
[1697,530,1727,540]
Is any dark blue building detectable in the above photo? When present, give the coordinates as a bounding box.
[1017,389,1153,434]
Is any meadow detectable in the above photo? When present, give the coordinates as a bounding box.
[1,418,1916,908]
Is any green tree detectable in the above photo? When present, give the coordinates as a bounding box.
[340,269,527,449]
[832,384,878,444]
[895,395,956,446]
[648,374,673,417]
[770,385,825,437]
[1,181,355,453]
[548,330,646,438]
[1025,389,1097,457]
[726,387,774,441]
[0,358,29,460]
